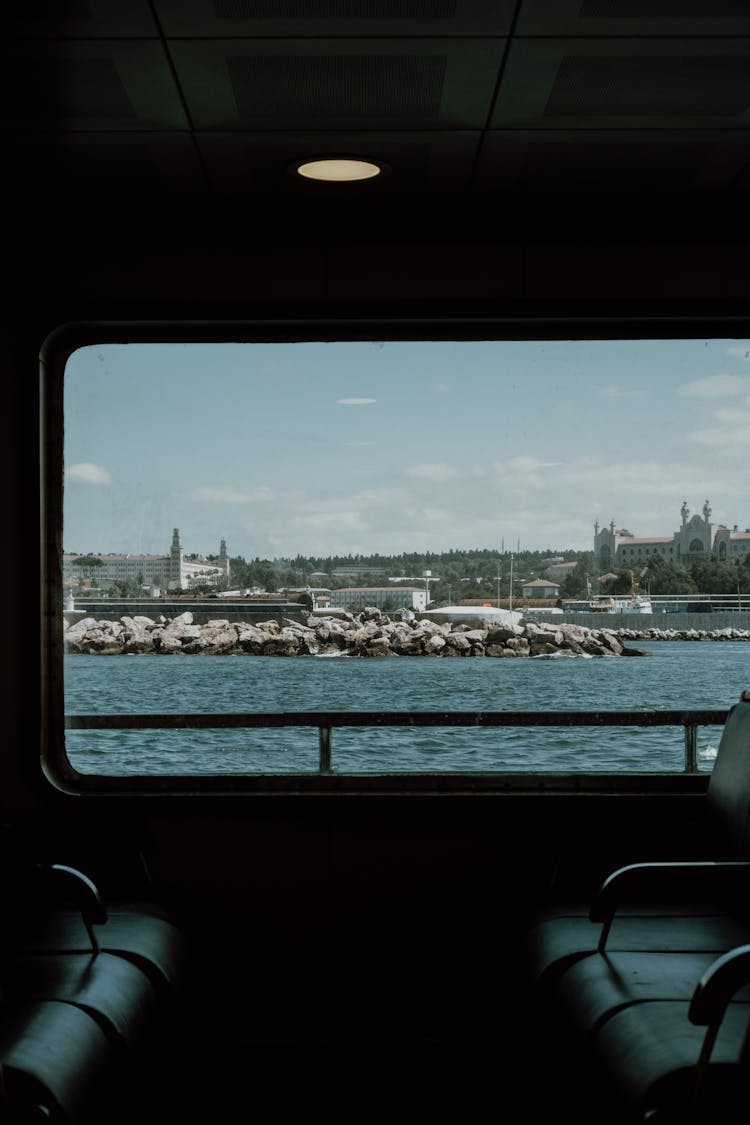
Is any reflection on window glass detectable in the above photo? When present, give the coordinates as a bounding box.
[62,338,750,775]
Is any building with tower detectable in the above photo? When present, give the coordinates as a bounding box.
[64,528,230,592]
[594,502,750,572]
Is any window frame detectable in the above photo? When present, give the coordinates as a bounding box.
[41,315,749,798]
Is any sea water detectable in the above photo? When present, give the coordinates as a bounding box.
[63,641,750,776]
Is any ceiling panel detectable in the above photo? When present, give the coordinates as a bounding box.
[0,41,189,130]
[2,2,748,236]
[169,38,503,129]
[152,0,516,38]
[514,0,750,37]
[196,131,480,201]
[491,39,750,129]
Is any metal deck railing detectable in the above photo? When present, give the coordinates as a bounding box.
[65,708,730,775]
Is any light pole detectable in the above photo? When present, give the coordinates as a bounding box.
[497,565,501,608]
[423,569,431,607]
[509,553,514,611]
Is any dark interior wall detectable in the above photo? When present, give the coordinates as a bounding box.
[10,232,750,315]
[2,227,738,1036]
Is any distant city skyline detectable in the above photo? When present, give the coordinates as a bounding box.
[63,337,750,559]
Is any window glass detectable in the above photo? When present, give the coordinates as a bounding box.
[60,337,750,780]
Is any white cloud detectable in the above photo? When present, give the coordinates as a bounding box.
[285,488,408,516]
[351,487,408,505]
[707,406,750,425]
[491,454,748,508]
[679,375,750,397]
[491,456,564,490]
[405,463,460,481]
[685,403,750,452]
[416,507,451,523]
[188,485,274,504]
[597,384,648,399]
[689,421,750,449]
[336,398,376,405]
[506,456,563,472]
[286,511,369,532]
[65,462,111,485]
[557,458,744,496]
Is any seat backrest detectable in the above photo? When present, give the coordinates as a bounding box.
[707,691,750,855]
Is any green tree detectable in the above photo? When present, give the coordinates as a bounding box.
[559,553,594,599]
[279,567,304,588]
[251,562,277,592]
[637,554,696,595]
[73,555,104,585]
[110,577,143,598]
[689,557,745,595]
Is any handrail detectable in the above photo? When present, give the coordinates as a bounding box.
[66,708,729,774]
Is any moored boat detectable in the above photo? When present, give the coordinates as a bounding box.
[611,595,653,614]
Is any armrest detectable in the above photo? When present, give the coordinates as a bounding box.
[687,943,750,1100]
[689,943,750,1026]
[35,864,108,954]
[42,865,108,924]
[589,862,750,952]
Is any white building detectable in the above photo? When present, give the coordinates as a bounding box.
[63,528,230,591]
[330,586,427,612]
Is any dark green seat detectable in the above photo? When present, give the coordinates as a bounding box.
[7,864,187,997]
[528,692,750,1122]
[0,863,188,1122]
[530,691,750,991]
[0,999,114,1123]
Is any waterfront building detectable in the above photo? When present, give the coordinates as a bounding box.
[330,586,427,612]
[594,501,750,572]
[63,528,230,591]
[520,578,561,599]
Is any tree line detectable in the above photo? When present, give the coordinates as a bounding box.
[229,549,750,603]
[69,547,750,602]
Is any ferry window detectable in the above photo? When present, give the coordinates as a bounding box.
[47,330,750,792]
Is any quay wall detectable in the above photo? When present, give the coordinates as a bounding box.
[64,600,310,626]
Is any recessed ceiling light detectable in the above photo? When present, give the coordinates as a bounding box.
[294,158,384,183]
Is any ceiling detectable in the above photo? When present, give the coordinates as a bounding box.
[4,0,750,244]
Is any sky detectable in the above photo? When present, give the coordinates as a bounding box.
[62,337,750,561]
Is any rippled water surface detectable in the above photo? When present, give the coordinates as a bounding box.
[64,641,749,775]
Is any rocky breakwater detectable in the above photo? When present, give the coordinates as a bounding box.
[613,625,750,642]
[63,608,647,658]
